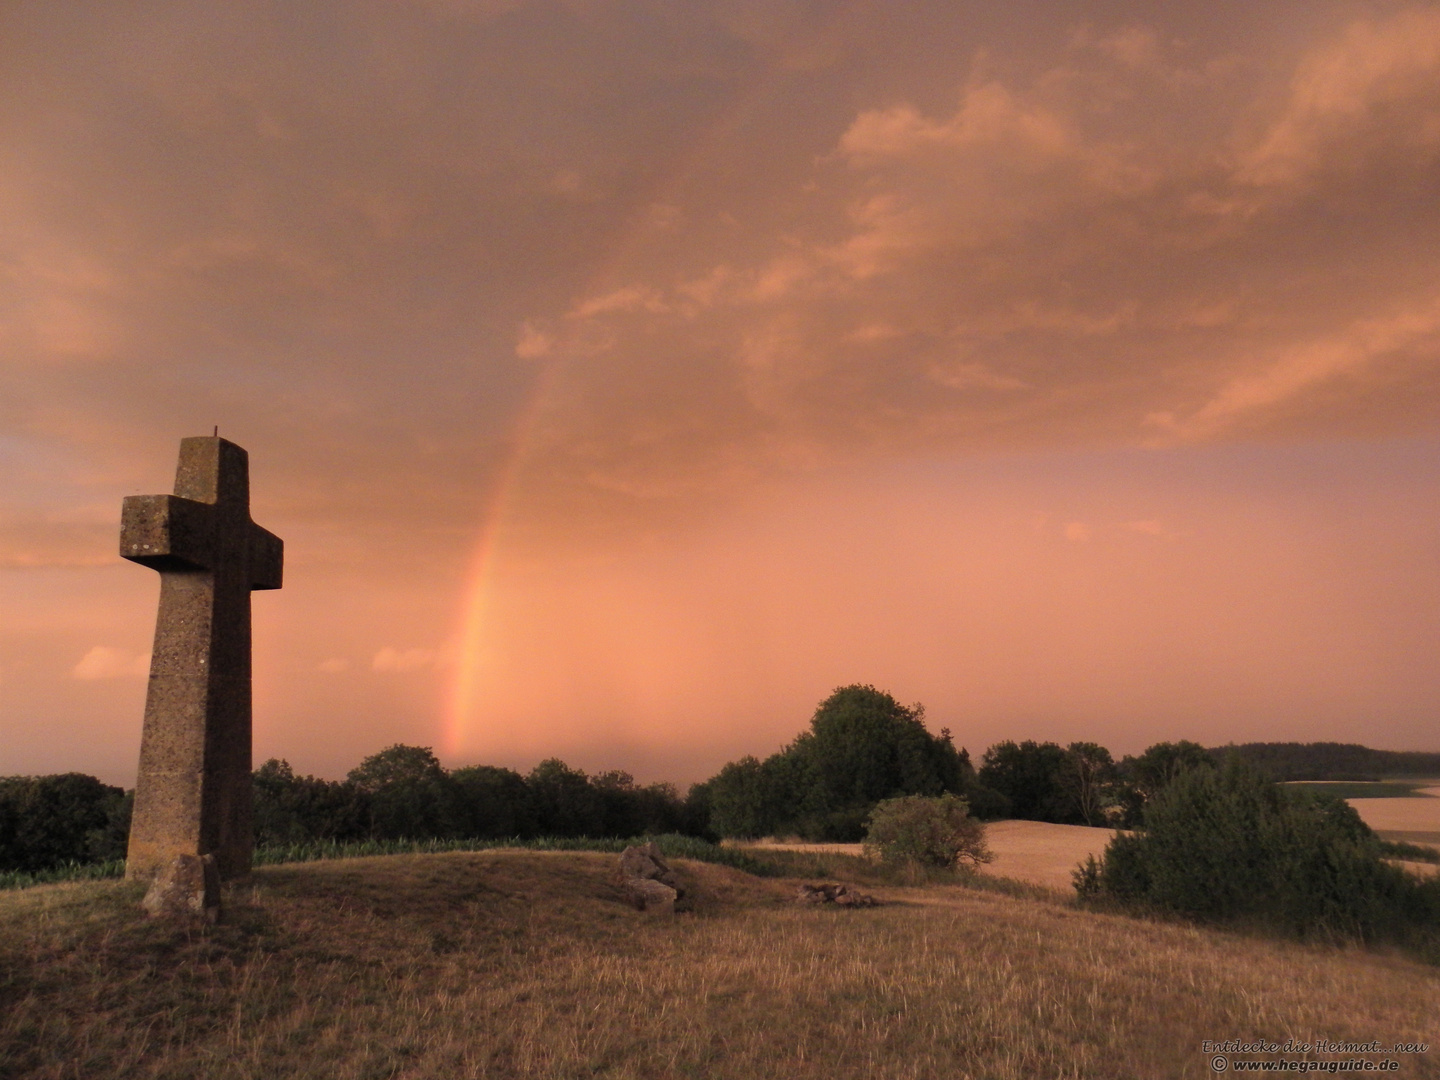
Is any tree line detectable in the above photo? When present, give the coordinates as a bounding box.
[253,748,704,845]
[1214,742,1440,781]
[4,684,1435,875]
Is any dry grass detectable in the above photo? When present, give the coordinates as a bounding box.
[2,850,1437,1080]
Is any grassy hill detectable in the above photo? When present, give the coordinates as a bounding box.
[2,851,1437,1079]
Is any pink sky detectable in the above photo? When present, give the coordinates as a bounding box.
[3,1,1440,787]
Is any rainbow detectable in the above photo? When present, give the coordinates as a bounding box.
[440,16,842,758]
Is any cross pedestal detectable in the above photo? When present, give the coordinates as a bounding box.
[121,437,283,882]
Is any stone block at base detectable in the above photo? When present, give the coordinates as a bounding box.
[142,853,221,922]
[623,877,678,915]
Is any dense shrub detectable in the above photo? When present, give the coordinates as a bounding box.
[1080,759,1440,951]
[1113,740,1214,827]
[863,794,993,869]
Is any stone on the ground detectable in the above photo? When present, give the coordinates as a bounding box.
[794,882,878,907]
[617,842,685,913]
[623,876,679,915]
[618,842,681,888]
[142,853,221,921]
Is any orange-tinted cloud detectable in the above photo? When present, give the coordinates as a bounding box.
[3,2,1439,785]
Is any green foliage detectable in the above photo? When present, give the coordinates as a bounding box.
[263,749,694,845]
[805,686,963,805]
[1114,740,1214,826]
[0,774,128,873]
[863,794,993,869]
[448,765,537,839]
[1378,838,1440,865]
[978,741,1084,823]
[0,858,127,891]
[1210,742,1440,781]
[1285,781,1431,800]
[1082,759,1440,952]
[527,759,603,837]
[700,685,979,840]
[1059,742,1117,827]
[254,759,370,845]
[346,745,445,792]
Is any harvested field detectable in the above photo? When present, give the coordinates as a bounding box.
[745,801,1440,892]
[1350,784,1440,851]
[978,820,1115,891]
[739,820,1115,892]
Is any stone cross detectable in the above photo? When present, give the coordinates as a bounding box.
[120,437,283,882]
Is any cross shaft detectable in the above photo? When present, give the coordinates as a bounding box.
[121,437,283,882]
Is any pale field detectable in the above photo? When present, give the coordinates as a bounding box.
[976,820,1116,891]
[1349,785,1440,848]
[3,851,1437,1080]
[741,821,1116,892]
[746,798,1440,890]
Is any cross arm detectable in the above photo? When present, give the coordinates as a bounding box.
[120,495,216,572]
[248,524,283,590]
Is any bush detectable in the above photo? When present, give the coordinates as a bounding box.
[1081,758,1440,952]
[1113,740,1214,826]
[862,794,993,869]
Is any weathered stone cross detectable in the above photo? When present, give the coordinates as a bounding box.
[120,437,283,882]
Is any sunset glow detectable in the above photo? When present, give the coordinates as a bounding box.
[3,1,1440,786]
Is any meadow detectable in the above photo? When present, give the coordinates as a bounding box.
[3,850,1436,1080]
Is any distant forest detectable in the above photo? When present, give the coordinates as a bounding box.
[1212,742,1440,781]
[3,693,1438,877]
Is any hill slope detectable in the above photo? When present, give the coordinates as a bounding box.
[2,851,1436,1079]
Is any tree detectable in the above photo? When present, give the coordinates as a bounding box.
[863,794,993,869]
[0,774,127,872]
[978,740,1083,823]
[698,685,979,840]
[449,765,536,839]
[347,745,458,839]
[347,745,445,792]
[807,686,959,803]
[697,757,773,839]
[1085,758,1440,947]
[1114,740,1214,826]
[1060,742,1117,826]
[528,759,603,837]
[794,685,972,839]
[253,759,370,845]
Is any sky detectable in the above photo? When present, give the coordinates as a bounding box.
[3,0,1440,788]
